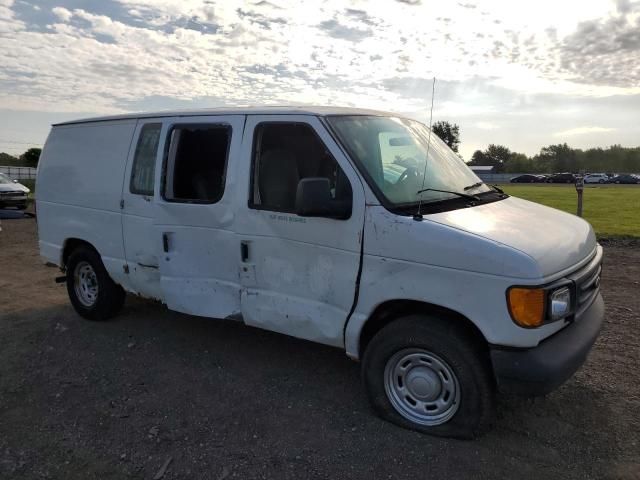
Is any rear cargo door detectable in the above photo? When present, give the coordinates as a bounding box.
[153,115,245,318]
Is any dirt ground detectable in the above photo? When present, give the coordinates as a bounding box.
[1,215,639,480]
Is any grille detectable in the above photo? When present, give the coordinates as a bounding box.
[0,191,26,196]
[569,252,602,317]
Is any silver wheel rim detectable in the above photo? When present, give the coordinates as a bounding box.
[384,348,460,426]
[73,261,99,307]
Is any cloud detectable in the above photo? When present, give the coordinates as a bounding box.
[52,7,73,22]
[553,126,615,137]
[543,5,640,88]
[317,18,372,42]
[475,121,499,130]
[344,8,377,26]
[0,0,638,158]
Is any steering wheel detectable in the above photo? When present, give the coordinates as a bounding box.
[396,166,421,186]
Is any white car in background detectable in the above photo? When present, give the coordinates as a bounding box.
[583,173,609,184]
[0,172,30,210]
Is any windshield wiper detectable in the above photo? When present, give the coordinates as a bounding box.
[464,181,506,195]
[416,188,479,202]
[464,181,484,191]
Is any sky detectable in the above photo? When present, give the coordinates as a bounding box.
[0,0,638,160]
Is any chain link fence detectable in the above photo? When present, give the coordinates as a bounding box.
[0,166,37,180]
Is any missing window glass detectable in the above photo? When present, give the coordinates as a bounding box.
[164,125,230,203]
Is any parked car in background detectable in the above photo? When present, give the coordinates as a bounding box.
[547,173,577,183]
[510,174,543,183]
[608,174,640,184]
[583,173,609,184]
[0,172,30,209]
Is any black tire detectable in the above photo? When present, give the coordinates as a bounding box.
[362,315,495,439]
[66,246,125,321]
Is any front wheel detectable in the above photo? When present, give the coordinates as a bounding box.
[66,246,125,321]
[362,315,495,439]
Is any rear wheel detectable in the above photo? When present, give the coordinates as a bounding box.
[362,315,495,439]
[66,246,125,320]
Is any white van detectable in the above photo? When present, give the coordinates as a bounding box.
[37,107,604,438]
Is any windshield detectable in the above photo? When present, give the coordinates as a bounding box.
[327,115,491,207]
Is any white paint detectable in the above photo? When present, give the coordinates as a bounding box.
[152,115,246,319]
[120,119,163,300]
[37,108,601,367]
[234,114,365,347]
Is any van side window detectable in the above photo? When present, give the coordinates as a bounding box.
[250,123,352,212]
[130,123,161,196]
[163,125,230,203]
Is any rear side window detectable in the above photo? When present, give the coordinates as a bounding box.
[130,123,161,196]
[163,124,231,204]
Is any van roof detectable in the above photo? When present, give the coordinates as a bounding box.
[53,106,397,126]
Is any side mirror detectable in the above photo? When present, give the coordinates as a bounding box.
[295,178,351,220]
[13,179,18,183]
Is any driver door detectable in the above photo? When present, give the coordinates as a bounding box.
[234,115,366,347]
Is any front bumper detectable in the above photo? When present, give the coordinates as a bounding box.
[490,293,604,396]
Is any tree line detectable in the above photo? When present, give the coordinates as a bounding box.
[0,148,42,168]
[432,121,639,174]
[469,143,640,174]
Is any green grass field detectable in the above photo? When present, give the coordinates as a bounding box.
[502,185,640,238]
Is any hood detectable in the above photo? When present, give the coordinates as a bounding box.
[428,196,596,277]
[0,181,30,193]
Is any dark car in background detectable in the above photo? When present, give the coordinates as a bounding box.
[608,174,640,184]
[510,174,545,183]
[547,173,577,183]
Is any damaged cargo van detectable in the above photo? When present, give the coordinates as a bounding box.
[37,107,604,438]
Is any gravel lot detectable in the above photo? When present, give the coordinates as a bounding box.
[1,214,639,479]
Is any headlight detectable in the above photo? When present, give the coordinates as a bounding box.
[507,284,573,328]
[549,286,571,320]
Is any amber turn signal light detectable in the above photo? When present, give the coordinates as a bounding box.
[507,287,545,328]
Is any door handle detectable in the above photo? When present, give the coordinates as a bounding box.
[162,233,170,253]
[240,241,249,262]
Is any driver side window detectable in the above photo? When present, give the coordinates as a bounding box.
[250,122,352,213]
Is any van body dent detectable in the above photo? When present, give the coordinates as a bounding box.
[37,106,604,438]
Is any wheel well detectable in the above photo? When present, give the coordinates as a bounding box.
[358,300,487,359]
[61,238,96,270]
